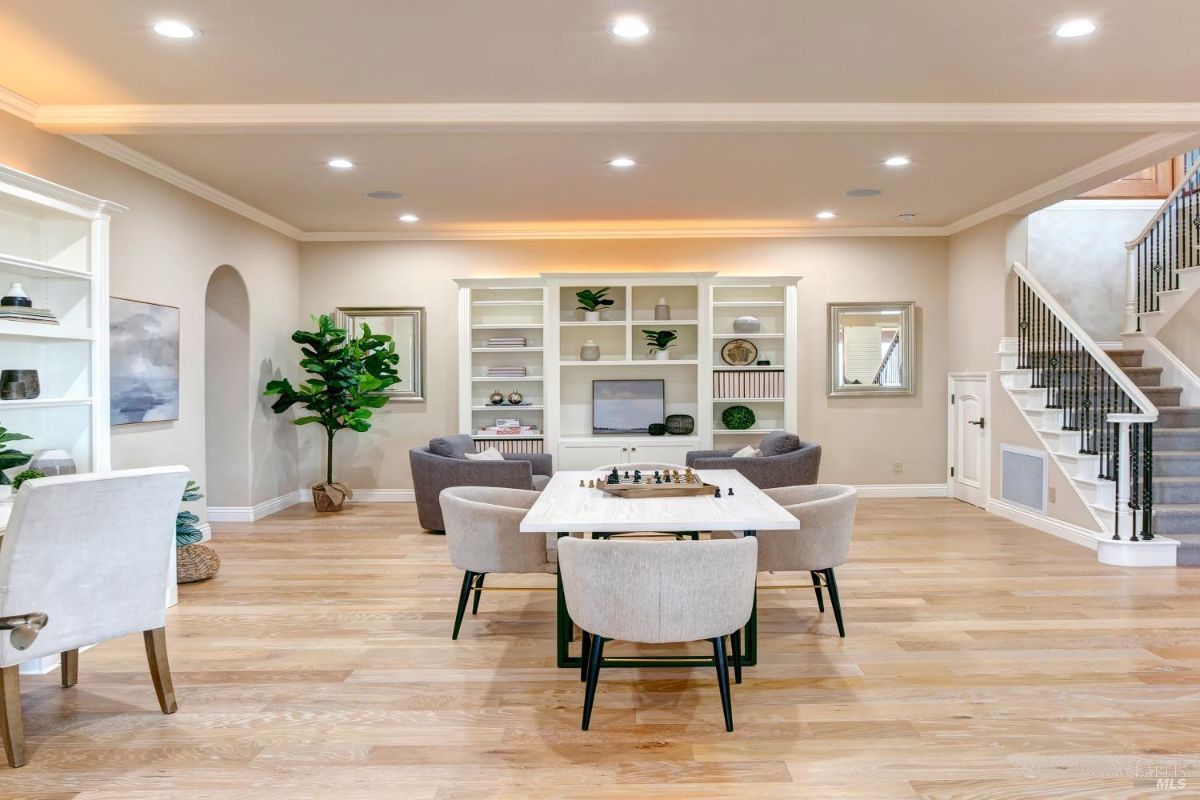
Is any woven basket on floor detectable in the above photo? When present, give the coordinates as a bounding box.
[177,543,220,584]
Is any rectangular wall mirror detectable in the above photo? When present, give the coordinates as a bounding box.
[333,306,426,402]
[828,302,916,396]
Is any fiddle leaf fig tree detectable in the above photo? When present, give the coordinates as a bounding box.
[264,315,400,500]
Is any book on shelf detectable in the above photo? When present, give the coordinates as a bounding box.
[486,336,528,347]
[713,367,784,399]
[478,424,539,436]
[486,366,528,377]
[0,307,59,324]
[474,437,544,454]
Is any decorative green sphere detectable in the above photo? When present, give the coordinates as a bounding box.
[721,405,756,430]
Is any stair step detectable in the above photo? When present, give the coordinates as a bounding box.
[1167,532,1200,565]
[1154,452,1200,477]
[1155,427,1200,449]
[1156,407,1200,429]
[1153,477,1200,504]
[1151,504,1200,535]
[1121,366,1165,387]
[1105,349,1144,368]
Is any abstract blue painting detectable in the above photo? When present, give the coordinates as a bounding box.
[110,297,180,425]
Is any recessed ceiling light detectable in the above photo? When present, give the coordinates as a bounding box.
[845,188,882,197]
[898,212,919,222]
[816,211,837,220]
[611,16,651,39]
[366,191,405,200]
[398,214,420,223]
[1055,19,1097,38]
[152,20,200,39]
[884,156,911,167]
[608,156,637,168]
[326,158,355,169]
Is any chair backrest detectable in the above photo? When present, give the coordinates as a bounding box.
[0,467,190,666]
[439,486,547,574]
[758,484,857,572]
[557,537,758,644]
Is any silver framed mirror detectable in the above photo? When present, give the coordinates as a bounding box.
[333,306,426,402]
[828,302,916,396]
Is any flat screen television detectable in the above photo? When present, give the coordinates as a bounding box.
[592,379,665,435]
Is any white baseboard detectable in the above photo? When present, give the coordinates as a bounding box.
[207,489,307,522]
[987,498,1100,551]
[854,483,949,498]
[351,489,415,503]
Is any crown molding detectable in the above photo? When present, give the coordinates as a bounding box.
[299,225,949,242]
[0,86,37,122]
[66,135,304,240]
[33,101,1200,135]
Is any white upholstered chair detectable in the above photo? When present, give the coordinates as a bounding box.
[557,537,758,732]
[0,467,190,768]
[439,486,553,640]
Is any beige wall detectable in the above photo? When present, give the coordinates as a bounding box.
[947,215,1026,374]
[0,110,303,514]
[204,266,252,507]
[299,236,950,490]
[1158,290,1200,377]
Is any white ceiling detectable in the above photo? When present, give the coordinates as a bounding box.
[2,1,1199,236]
[3,0,1200,104]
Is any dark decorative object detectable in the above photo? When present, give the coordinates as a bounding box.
[507,391,524,405]
[756,360,771,366]
[648,423,667,436]
[489,390,505,405]
[721,339,758,366]
[721,405,756,430]
[665,414,695,435]
[0,369,40,400]
[1,282,32,308]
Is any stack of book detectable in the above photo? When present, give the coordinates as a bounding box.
[487,336,528,348]
[486,365,528,377]
[478,424,540,437]
[0,306,58,325]
[713,368,784,399]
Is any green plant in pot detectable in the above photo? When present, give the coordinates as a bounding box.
[11,469,44,491]
[721,405,756,431]
[643,329,678,361]
[0,424,32,488]
[575,287,614,322]
[175,480,220,583]
[265,314,401,512]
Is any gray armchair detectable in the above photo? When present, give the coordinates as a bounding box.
[686,431,820,490]
[410,435,552,533]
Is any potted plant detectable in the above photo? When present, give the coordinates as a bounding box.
[175,480,220,583]
[575,288,614,322]
[10,469,44,491]
[0,424,31,499]
[643,329,678,361]
[265,314,401,511]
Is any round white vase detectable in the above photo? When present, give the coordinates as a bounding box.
[733,315,761,333]
[583,310,600,322]
[653,349,670,361]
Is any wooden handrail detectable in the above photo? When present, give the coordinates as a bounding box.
[1126,154,1200,250]
[1011,261,1157,421]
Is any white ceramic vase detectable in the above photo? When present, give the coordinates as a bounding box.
[733,315,761,334]
[580,340,601,361]
[653,349,670,361]
[583,310,600,322]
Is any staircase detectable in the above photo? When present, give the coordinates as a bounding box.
[1109,348,1200,564]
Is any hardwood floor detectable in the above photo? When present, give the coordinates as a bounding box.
[3,498,1199,799]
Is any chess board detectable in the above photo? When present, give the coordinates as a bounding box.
[590,468,718,499]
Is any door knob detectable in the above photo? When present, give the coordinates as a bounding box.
[968,417,986,429]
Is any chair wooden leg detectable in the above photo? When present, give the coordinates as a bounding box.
[0,665,24,767]
[452,570,474,640]
[712,637,734,732]
[143,628,178,714]
[471,573,486,615]
[730,630,743,685]
[581,636,605,730]
[810,570,825,612]
[580,630,591,682]
[825,568,845,638]
[61,650,79,688]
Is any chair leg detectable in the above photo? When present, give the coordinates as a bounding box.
[580,630,591,683]
[452,570,474,640]
[471,573,486,615]
[730,630,743,685]
[0,665,24,767]
[712,637,734,732]
[824,568,845,638]
[143,628,178,714]
[810,570,825,612]
[581,636,605,730]
[61,650,79,688]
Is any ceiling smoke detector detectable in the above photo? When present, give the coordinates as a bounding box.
[898,212,919,222]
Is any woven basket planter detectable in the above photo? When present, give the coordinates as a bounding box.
[177,543,221,584]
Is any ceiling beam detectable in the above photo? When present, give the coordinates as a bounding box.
[34,102,1200,135]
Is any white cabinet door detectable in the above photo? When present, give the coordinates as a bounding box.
[558,442,627,471]
[627,440,693,468]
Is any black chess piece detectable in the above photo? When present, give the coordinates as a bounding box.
[728,487,735,496]
[654,470,661,480]
[624,470,630,479]
[607,468,620,485]
[714,487,722,498]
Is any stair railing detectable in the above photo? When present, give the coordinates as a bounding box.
[1013,262,1157,541]
[1125,149,1200,332]
[873,332,901,386]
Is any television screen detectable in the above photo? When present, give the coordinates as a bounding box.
[592,379,665,435]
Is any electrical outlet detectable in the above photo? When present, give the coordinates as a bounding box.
[1048,487,1057,504]
[892,462,903,473]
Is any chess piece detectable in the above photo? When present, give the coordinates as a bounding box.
[588,479,595,488]
[714,487,722,498]
[608,468,620,485]
[654,470,661,480]
[624,470,630,479]
[728,487,735,496]
[579,479,585,488]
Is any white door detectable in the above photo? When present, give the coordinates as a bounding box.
[949,375,988,508]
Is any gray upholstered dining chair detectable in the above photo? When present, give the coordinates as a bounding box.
[686,430,821,489]
[557,537,758,732]
[439,486,553,640]
[1,467,190,768]
[761,484,858,638]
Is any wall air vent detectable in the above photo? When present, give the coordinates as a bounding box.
[1001,444,1047,513]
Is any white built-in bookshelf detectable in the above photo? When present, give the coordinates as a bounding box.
[0,165,120,483]
[456,273,799,471]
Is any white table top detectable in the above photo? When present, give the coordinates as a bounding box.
[520,469,800,534]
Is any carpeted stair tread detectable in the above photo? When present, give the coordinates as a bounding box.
[1119,366,1165,387]
[1155,407,1200,428]
[1104,349,1144,368]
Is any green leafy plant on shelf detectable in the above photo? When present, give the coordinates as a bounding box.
[176,480,204,546]
[11,469,44,491]
[575,288,615,313]
[643,329,679,353]
[721,405,757,431]
[264,314,401,511]
[0,424,31,485]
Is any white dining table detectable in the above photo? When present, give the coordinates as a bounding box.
[520,468,799,669]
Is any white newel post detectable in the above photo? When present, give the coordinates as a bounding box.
[1124,248,1139,335]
